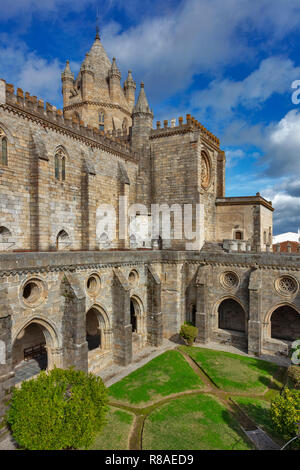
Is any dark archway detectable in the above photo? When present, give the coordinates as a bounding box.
[271,305,300,341]
[13,322,48,383]
[130,300,137,333]
[218,299,246,333]
[86,308,101,351]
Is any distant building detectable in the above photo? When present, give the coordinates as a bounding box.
[273,230,300,244]
[273,230,300,252]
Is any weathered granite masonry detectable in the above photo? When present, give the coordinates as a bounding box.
[0,32,299,426]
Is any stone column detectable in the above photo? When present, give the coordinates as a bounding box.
[0,314,14,435]
[248,267,263,356]
[61,274,88,372]
[118,162,130,249]
[81,158,96,250]
[147,265,163,347]
[195,264,211,344]
[112,268,132,366]
[30,133,50,250]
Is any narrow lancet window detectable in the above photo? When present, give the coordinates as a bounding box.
[61,156,66,181]
[55,154,60,179]
[0,128,8,166]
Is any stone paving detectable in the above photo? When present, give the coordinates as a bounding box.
[0,433,16,451]
[245,428,280,450]
[14,356,47,385]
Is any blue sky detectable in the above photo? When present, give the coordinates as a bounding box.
[1,0,300,235]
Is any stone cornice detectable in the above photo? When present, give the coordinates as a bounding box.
[216,196,274,212]
[150,126,221,151]
[64,100,132,118]
[0,250,299,277]
[0,101,137,163]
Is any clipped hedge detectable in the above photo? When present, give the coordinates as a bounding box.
[7,367,108,450]
[180,323,198,346]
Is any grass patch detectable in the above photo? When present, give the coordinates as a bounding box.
[234,397,284,445]
[143,394,253,450]
[88,406,134,450]
[109,350,203,405]
[180,346,283,393]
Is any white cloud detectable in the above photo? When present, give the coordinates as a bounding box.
[261,187,300,235]
[263,109,300,176]
[101,0,300,103]
[191,57,300,120]
[0,42,67,105]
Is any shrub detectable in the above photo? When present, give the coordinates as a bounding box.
[6,367,108,450]
[180,323,198,346]
[287,365,300,390]
[271,388,300,447]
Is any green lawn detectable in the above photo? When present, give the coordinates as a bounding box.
[109,350,204,405]
[180,346,282,393]
[88,406,134,450]
[234,397,284,445]
[143,394,253,450]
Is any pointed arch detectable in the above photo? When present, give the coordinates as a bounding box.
[54,146,67,181]
[265,303,300,342]
[56,229,71,251]
[0,226,14,251]
[0,127,8,166]
[99,111,105,131]
[12,316,62,380]
[86,304,112,353]
[214,296,247,333]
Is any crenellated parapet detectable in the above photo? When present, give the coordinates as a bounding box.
[1,80,137,161]
[151,114,220,147]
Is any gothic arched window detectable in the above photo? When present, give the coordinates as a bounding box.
[54,148,67,181]
[61,156,66,181]
[99,112,105,131]
[55,154,60,180]
[0,128,8,166]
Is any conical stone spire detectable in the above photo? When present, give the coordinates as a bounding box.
[86,30,112,83]
[124,70,136,90]
[81,53,93,73]
[133,82,152,115]
[109,57,121,80]
[62,60,74,79]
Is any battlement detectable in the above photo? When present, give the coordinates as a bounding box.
[1,80,137,160]
[150,114,220,147]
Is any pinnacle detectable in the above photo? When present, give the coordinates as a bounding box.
[133,81,152,114]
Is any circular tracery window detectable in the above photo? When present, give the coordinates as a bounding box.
[201,152,211,190]
[128,270,139,287]
[275,276,298,296]
[220,271,239,289]
[22,278,46,307]
[86,274,101,296]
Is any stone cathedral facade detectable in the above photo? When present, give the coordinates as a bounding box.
[0,31,299,425]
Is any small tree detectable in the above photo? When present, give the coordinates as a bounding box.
[271,388,300,447]
[180,323,198,346]
[7,367,108,450]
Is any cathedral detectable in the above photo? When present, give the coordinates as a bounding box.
[0,31,299,427]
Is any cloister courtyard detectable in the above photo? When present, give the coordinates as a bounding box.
[86,346,289,450]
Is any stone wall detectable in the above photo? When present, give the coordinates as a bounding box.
[0,87,139,252]
[0,249,300,424]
